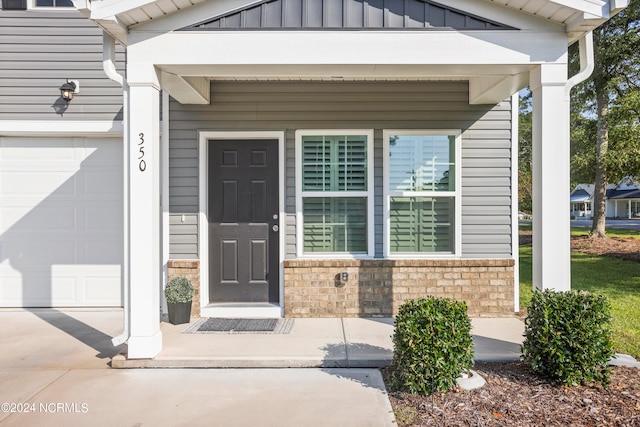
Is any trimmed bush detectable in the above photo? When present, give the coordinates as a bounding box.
[521,290,615,387]
[391,297,474,394]
[164,276,194,304]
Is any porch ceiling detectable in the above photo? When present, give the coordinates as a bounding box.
[156,62,531,104]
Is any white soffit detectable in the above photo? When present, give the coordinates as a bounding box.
[79,0,209,44]
[487,0,630,42]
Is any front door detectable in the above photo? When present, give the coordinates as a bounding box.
[208,139,279,303]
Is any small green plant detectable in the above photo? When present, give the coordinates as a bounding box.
[393,407,419,426]
[391,297,474,394]
[521,289,615,387]
[164,276,194,304]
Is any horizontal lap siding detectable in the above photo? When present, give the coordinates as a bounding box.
[461,101,513,256]
[0,10,124,120]
[169,81,512,259]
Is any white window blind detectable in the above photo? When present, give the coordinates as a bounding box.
[386,132,459,255]
[302,136,367,192]
[298,133,371,255]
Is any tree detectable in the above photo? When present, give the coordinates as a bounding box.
[518,89,533,213]
[570,0,640,238]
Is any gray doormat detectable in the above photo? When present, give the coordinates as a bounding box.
[183,318,294,334]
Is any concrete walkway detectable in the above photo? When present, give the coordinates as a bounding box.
[0,309,526,427]
[115,316,525,368]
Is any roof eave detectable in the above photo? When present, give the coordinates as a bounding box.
[80,0,631,48]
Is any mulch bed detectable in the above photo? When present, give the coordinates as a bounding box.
[519,231,640,263]
[385,362,640,426]
[385,232,640,425]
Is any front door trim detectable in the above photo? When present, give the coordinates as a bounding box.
[198,131,285,317]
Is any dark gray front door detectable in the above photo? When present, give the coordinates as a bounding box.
[208,139,279,303]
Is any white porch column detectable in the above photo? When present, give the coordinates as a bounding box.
[126,65,162,358]
[531,64,571,292]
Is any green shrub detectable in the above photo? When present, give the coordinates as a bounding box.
[391,297,474,394]
[521,290,615,387]
[164,276,194,304]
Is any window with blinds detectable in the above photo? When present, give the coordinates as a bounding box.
[35,0,74,6]
[302,136,367,191]
[389,197,454,252]
[297,132,372,255]
[303,197,367,252]
[385,132,460,255]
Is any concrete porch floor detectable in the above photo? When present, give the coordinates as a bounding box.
[114,317,525,368]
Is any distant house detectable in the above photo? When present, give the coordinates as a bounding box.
[570,184,595,219]
[606,179,640,218]
[0,0,628,359]
[570,179,640,219]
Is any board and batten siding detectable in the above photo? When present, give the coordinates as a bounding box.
[0,9,124,121]
[168,81,512,260]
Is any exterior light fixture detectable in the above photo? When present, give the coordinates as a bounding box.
[59,80,79,102]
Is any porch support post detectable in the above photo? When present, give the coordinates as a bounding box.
[126,64,162,358]
[530,64,571,292]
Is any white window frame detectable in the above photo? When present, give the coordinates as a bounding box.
[30,0,74,8]
[383,129,462,258]
[295,129,375,259]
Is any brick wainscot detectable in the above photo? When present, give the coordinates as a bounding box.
[167,260,201,317]
[283,259,515,318]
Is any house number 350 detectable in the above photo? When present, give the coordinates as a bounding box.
[137,133,146,172]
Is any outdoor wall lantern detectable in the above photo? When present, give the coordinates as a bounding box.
[59,80,79,102]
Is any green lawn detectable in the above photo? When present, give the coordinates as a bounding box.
[570,226,640,238]
[519,242,640,360]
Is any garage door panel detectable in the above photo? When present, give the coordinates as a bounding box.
[1,239,76,267]
[84,206,122,231]
[1,205,76,231]
[49,276,78,305]
[0,137,123,308]
[0,271,76,307]
[84,275,122,305]
[0,170,76,196]
[83,170,122,195]
[82,240,121,264]
[81,140,121,165]
[0,138,77,161]
[0,276,22,306]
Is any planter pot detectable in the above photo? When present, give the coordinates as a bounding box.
[167,301,192,325]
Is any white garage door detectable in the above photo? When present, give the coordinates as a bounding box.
[0,137,123,307]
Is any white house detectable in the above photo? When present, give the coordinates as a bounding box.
[570,183,596,218]
[606,178,640,218]
[571,179,640,219]
[0,0,628,359]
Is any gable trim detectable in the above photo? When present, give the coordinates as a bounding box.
[181,0,517,31]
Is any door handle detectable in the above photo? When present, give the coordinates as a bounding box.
[272,225,279,232]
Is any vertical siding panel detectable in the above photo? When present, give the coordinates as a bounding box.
[324,0,343,27]
[365,0,384,27]
[283,0,303,27]
[344,0,364,27]
[168,81,512,259]
[304,0,323,27]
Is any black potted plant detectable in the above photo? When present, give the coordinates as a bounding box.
[164,276,194,325]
